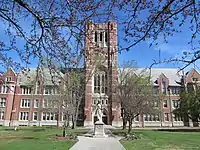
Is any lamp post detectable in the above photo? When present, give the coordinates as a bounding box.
[62,104,69,137]
[167,86,174,127]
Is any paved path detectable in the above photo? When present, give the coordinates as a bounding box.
[70,136,126,150]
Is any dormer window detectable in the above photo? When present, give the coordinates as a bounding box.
[192,77,198,82]
[21,86,32,95]
[6,77,12,82]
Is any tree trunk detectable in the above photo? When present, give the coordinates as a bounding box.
[192,116,199,127]
[62,120,66,137]
[71,115,77,129]
[66,114,70,127]
[128,118,132,134]
[122,117,127,130]
[56,112,59,127]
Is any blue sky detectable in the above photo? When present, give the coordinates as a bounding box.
[118,27,200,71]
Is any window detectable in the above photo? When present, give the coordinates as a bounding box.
[105,99,108,104]
[171,87,180,95]
[100,32,103,42]
[43,99,48,108]
[164,113,169,121]
[42,112,57,121]
[34,99,39,108]
[154,101,158,107]
[172,100,180,108]
[44,86,57,95]
[192,77,198,82]
[6,77,12,82]
[161,80,167,94]
[95,31,98,43]
[173,113,182,121]
[1,85,8,93]
[44,87,52,95]
[144,114,148,121]
[0,98,6,107]
[21,87,31,94]
[33,112,38,121]
[94,71,107,94]
[163,100,168,108]
[0,111,4,120]
[20,112,29,120]
[101,99,104,105]
[155,114,160,121]
[21,99,30,108]
[46,113,50,120]
[105,31,108,44]
[144,114,160,121]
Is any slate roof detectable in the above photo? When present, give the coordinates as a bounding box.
[119,68,182,86]
[18,68,64,86]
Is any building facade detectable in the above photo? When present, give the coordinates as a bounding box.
[0,22,200,127]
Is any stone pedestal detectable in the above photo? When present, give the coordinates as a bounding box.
[93,121,107,138]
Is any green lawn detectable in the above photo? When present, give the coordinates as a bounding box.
[121,130,200,150]
[1,127,200,150]
[0,127,83,150]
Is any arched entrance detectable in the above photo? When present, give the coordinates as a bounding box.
[102,110,108,125]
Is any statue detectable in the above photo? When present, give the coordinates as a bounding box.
[95,101,103,122]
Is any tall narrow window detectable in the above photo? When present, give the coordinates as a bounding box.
[100,32,103,42]
[94,74,98,93]
[20,112,29,120]
[1,85,8,93]
[0,111,4,120]
[105,31,108,43]
[101,74,105,93]
[33,112,38,121]
[34,99,39,108]
[97,74,101,93]
[95,31,98,43]
[93,70,107,94]
[161,80,166,94]
[0,98,6,107]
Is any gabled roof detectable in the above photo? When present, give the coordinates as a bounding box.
[18,68,64,86]
[118,68,181,86]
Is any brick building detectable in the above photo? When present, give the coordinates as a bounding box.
[0,21,200,127]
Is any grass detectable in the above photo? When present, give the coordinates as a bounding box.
[1,127,200,150]
[0,126,87,150]
[120,130,200,150]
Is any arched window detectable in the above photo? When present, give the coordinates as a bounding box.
[94,70,107,94]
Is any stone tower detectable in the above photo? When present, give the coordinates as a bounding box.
[84,21,121,126]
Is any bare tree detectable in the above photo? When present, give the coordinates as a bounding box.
[118,61,160,133]
[0,1,199,74]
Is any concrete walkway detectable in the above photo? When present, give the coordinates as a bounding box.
[70,136,126,150]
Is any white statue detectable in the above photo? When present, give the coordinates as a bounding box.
[95,101,103,122]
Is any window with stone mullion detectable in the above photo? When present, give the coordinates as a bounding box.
[94,71,107,94]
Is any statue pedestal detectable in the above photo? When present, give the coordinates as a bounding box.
[93,121,107,138]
